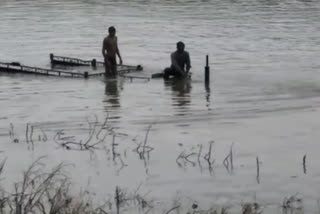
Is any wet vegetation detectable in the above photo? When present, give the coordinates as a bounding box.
[1,117,316,214]
[0,156,312,214]
[0,159,310,214]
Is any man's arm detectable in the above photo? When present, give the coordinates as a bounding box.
[186,52,191,73]
[116,37,123,65]
[102,38,106,58]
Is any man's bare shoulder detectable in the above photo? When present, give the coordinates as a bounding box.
[104,36,117,43]
[103,36,110,44]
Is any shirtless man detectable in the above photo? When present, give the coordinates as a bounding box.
[102,26,123,75]
[164,41,191,79]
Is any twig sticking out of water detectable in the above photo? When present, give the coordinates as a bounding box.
[221,207,229,214]
[185,153,197,166]
[282,193,303,212]
[54,130,98,151]
[230,143,234,171]
[95,115,114,143]
[0,158,6,175]
[242,202,262,214]
[115,186,120,214]
[131,186,153,212]
[0,158,120,214]
[112,135,118,161]
[9,157,70,214]
[83,115,99,147]
[133,125,154,161]
[197,144,203,173]
[197,144,203,163]
[204,141,215,173]
[111,185,154,214]
[30,125,34,150]
[23,123,48,150]
[53,116,113,151]
[223,143,234,173]
[176,152,184,168]
[256,156,260,184]
[25,123,29,146]
[176,151,197,167]
[143,124,152,155]
[164,205,180,214]
[176,142,215,172]
[110,135,127,174]
[25,123,34,150]
[38,126,48,142]
[9,123,19,143]
[303,154,307,174]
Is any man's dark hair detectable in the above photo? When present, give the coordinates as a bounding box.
[108,26,116,33]
[176,41,185,49]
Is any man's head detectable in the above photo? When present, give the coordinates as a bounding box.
[108,26,116,37]
[176,41,185,53]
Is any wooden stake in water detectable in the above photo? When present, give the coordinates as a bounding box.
[205,55,210,85]
[115,186,120,214]
[91,59,96,67]
[49,53,54,62]
[256,156,260,184]
[303,154,307,174]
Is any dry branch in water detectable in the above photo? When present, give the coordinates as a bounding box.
[9,123,19,144]
[176,151,197,167]
[204,141,215,172]
[176,141,216,173]
[282,193,303,213]
[53,115,114,152]
[164,205,180,214]
[6,115,119,152]
[223,143,234,173]
[256,156,260,184]
[242,202,262,214]
[0,157,111,214]
[24,123,48,150]
[10,156,69,214]
[303,154,307,174]
[133,124,154,160]
[0,159,6,176]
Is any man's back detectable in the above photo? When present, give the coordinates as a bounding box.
[171,50,191,72]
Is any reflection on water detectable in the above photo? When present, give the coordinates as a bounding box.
[165,79,192,115]
[104,78,122,108]
[205,83,211,109]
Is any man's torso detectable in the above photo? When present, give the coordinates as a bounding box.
[104,36,117,58]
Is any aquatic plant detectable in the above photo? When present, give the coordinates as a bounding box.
[0,157,108,214]
[176,141,215,173]
[281,194,303,213]
[241,202,262,214]
[133,124,154,161]
[222,143,234,173]
[53,115,114,152]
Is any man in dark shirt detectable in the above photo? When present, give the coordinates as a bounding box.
[164,41,191,79]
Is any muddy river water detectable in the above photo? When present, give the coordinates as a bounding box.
[1,0,320,213]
